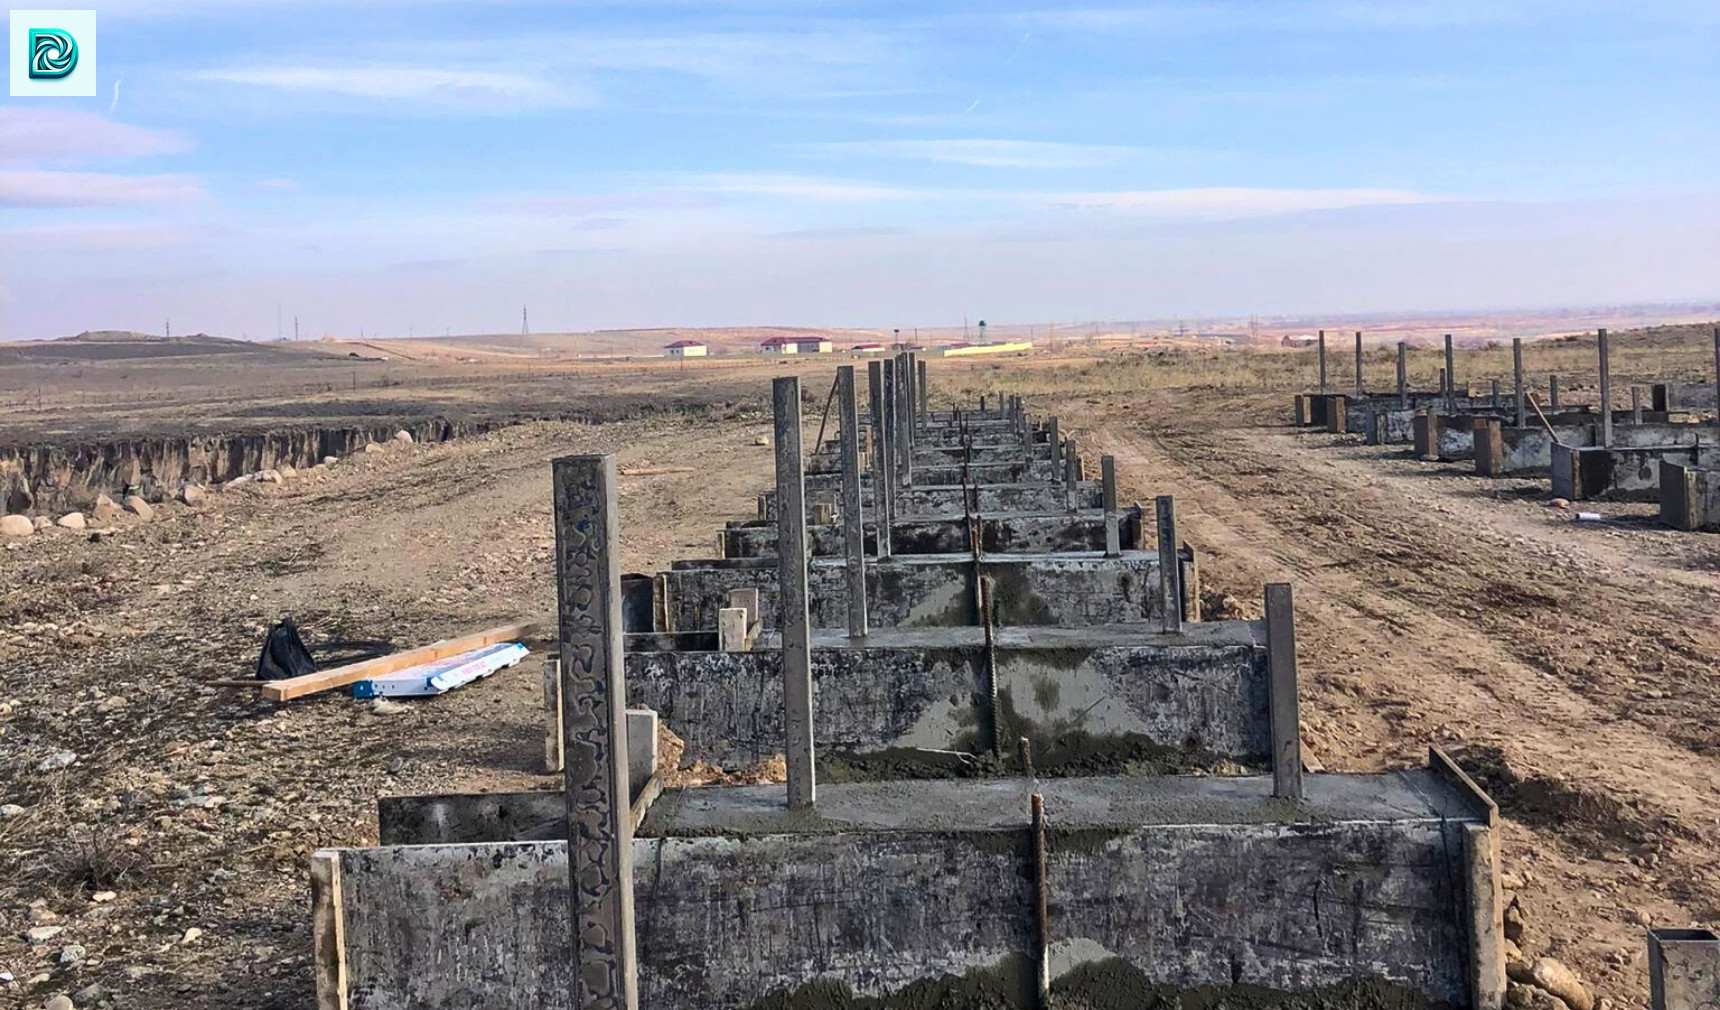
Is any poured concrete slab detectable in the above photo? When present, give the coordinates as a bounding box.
[318,764,1497,1010]
[659,550,1171,632]
[626,620,1271,768]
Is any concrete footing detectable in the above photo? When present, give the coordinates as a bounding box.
[1659,461,1720,530]
[626,621,1275,769]
[317,756,1499,1010]
[654,550,1188,632]
[1552,442,1710,501]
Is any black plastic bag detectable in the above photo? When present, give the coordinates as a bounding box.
[255,617,317,681]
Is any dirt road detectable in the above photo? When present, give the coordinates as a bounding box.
[1065,388,1720,1006]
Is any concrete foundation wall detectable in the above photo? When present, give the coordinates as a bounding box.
[720,509,1145,558]
[660,551,1174,632]
[625,624,1272,767]
[763,481,1104,520]
[318,770,1491,1010]
[1659,462,1720,531]
[1552,443,1709,501]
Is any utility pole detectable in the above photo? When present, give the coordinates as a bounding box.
[165,318,170,339]
[522,305,529,336]
[294,316,299,342]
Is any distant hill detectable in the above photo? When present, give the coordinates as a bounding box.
[12,331,304,362]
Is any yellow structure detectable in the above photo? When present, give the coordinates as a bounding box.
[931,340,1034,358]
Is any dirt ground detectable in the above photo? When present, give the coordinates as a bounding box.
[3,332,1718,1008]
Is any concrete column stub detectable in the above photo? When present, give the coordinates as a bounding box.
[1264,582,1303,801]
[551,453,639,1010]
[1101,455,1120,557]
[836,365,868,638]
[1155,496,1182,634]
[772,376,817,810]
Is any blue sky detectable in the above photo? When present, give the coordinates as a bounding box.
[2,0,1718,339]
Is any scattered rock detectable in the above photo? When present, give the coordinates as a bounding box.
[56,513,86,531]
[278,465,298,479]
[363,442,383,454]
[1503,896,1526,943]
[224,474,254,489]
[24,925,64,943]
[0,514,34,537]
[1530,957,1594,1010]
[393,429,413,443]
[1548,498,1571,510]
[57,944,86,966]
[257,469,283,484]
[0,804,25,818]
[180,927,203,945]
[73,982,109,1006]
[36,750,77,772]
[370,699,410,716]
[123,496,153,520]
[90,891,116,904]
[44,995,75,1010]
[91,495,120,522]
[178,484,206,505]
[322,455,338,465]
[33,515,53,531]
[752,435,770,446]
[1507,982,1537,1009]
[96,695,128,713]
[385,756,405,775]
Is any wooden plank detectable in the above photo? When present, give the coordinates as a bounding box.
[310,851,349,1010]
[260,621,539,702]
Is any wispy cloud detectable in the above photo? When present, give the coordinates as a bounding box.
[1045,187,1452,220]
[797,138,1156,169]
[191,66,592,110]
[1,222,193,250]
[0,108,189,165]
[690,173,931,202]
[0,170,201,207]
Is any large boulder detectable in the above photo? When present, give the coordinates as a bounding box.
[393,430,414,443]
[92,494,121,522]
[0,514,33,537]
[123,495,154,520]
[178,484,206,505]
[56,513,86,531]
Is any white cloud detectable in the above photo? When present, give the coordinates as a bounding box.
[191,66,592,109]
[690,173,931,202]
[1045,187,1451,220]
[1,222,192,251]
[0,108,189,165]
[798,139,1152,169]
[0,170,201,207]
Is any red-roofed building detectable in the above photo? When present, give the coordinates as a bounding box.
[759,335,833,354]
[664,339,708,358]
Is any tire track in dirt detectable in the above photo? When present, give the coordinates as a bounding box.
[1077,403,1720,1004]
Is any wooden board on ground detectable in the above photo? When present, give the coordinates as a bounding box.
[260,622,540,702]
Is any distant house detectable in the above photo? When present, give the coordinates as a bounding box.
[665,339,708,358]
[850,342,886,355]
[760,336,834,355]
[1281,334,1319,348]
